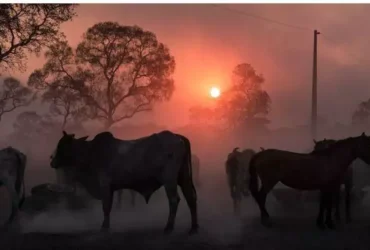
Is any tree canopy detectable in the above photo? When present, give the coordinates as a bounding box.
[28,22,176,128]
[189,63,271,131]
[0,77,34,121]
[352,98,370,127]
[0,4,77,72]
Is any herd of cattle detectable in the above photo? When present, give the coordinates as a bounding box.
[1,130,370,233]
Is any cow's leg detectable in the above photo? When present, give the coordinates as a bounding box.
[179,178,199,234]
[101,186,114,232]
[233,198,241,216]
[163,184,180,234]
[116,190,123,209]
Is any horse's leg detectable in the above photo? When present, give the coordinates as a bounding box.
[101,186,114,232]
[316,191,326,229]
[334,185,341,223]
[325,191,335,230]
[257,183,276,227]
[163,183,180,234]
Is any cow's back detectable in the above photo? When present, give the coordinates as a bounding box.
[109,130,183,185]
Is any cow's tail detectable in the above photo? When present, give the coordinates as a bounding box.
[15,151,26,208]
[0,177,19,229]
[179,135,197,197]
[248,153,260,202]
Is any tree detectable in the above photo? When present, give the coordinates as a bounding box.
[352,98,370,127]
[12,111,57,140]
[215,63,271,130]
[28,22,176,129]
[41,84,88,129]
[0,4,77,72]
[0,77,34,121]
[189,105,215,125]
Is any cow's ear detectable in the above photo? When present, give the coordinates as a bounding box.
[313,139,317,144]
[78,136,88,141]
[71,134,75,138]
[63,130,67,136]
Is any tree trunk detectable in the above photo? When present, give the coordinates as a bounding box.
[103,118,114,131]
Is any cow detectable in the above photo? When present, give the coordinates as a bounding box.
[50,130,199,234]
[0,147,27,229]
[225,147,255,215]
[116,153,200,209]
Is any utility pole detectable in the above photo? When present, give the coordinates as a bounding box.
[311,29,320,139]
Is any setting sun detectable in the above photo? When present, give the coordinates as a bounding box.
[210,87,221,98]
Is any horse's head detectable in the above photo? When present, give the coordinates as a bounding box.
[353,132,370,164]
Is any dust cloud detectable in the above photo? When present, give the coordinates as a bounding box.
[3,121,370,246]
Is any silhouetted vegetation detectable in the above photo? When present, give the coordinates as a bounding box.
[0,4,77,73]
[0,77,34,122]
[28,22,176,129]
[189,63,271,132]
[352,98,370,128]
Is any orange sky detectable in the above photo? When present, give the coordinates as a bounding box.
[4,4,370,131]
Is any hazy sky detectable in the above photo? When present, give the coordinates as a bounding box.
[6,4,370,131]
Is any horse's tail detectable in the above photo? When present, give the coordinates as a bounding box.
[248,153,260,201]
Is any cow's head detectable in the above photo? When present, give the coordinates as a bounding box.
[50,131,88,170]
[313,138,336,152]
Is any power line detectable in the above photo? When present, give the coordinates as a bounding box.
[211,4,368,66]
[320,33,368,66]
[211,4,313,32]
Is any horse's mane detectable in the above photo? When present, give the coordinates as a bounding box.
[311,136,359,155]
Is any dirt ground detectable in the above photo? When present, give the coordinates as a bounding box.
[3,183,370,250]
[2,162,370,250]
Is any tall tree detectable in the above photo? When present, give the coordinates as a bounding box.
[188,105,215,125]
[0,77,34,121]
[28,22,176,129]
[41,84,87,129]
[215,63,271,130]
[0,4,77,72]
[12,111,57,144]
[352,98,370,127]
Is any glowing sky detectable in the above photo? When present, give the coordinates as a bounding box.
[5,4,370,131]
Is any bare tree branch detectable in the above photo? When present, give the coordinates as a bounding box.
[0,4,78,73]
[0,77,35,121]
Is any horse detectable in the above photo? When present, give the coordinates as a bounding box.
[0,147,27,229]
[50,130,199,234]
[312,138,353,224]
[248,133,370,229]
[225,147,255,215]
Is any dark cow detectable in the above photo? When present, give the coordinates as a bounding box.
[0,147,27,229]
[225,147,255,215]
[50,130,199,234]
[116,153,201,209]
